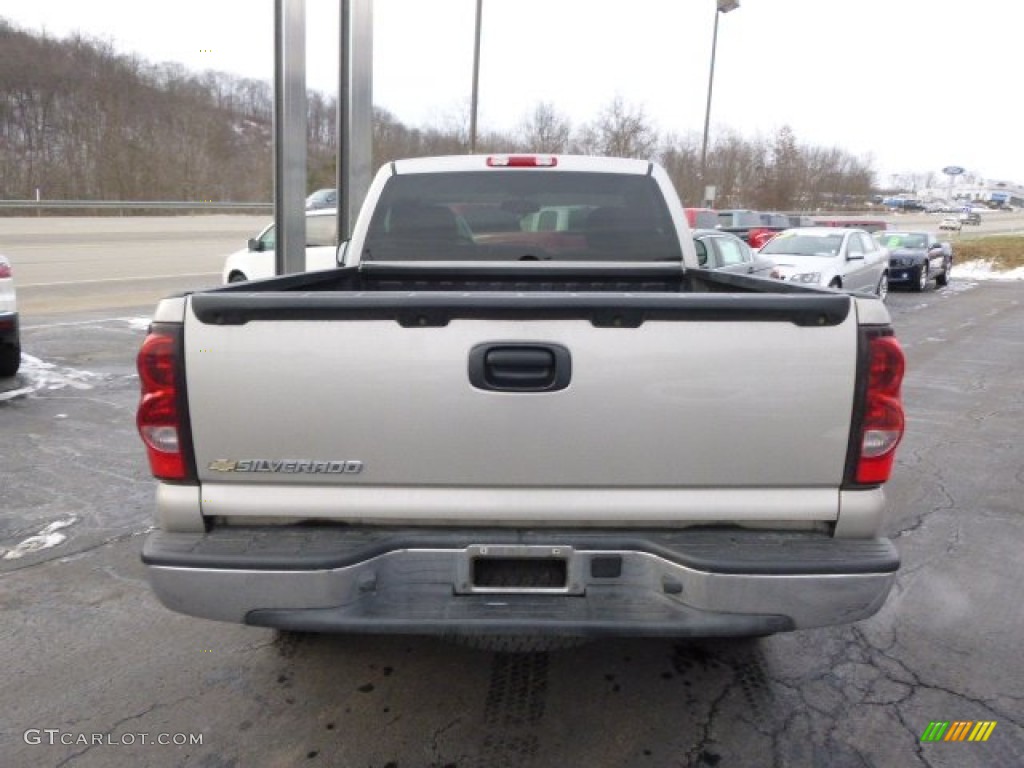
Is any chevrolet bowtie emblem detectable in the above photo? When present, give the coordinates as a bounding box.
[208,460,238,472]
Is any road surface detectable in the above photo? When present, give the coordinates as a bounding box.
[0,219,1022,767]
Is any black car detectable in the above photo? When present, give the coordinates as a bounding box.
[0,253,19,377]
[693,229,778,278]
[875,231,952,291]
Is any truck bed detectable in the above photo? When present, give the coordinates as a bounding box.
[196,262,850,328]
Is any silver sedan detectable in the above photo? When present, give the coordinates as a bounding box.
[758,227,889,299]
[693,229,779,278]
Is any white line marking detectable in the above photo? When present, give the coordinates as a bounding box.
[23,317,148,330]
[21,272,220,288]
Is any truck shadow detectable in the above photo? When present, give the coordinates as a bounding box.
[244,631,796,768]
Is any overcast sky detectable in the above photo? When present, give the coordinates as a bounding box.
[4,0,1023,187]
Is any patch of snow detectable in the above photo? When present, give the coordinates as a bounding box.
[3,517,78,560]
[0,382,36,402]
[117,317,153,332]
[950,260,1024,281]
[8,355,102,397]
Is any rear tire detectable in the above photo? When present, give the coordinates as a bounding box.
[228,272,247,283]
[876,272,889,301]
[0,343,20,378]
[912,264,928,292]
[935,260,950,287]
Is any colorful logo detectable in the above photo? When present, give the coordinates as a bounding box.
[921,721,997,743]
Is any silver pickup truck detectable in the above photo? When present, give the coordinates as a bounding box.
[137,154,906,643]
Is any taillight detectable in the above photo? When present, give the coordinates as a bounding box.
[137,326,192,481]
[853,333,905,484]
[0,259,11,279]
[487,155,557,167]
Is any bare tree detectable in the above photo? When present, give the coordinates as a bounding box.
[516,102,571,153]
[702,128,764,209]
[658,133,702,206]
[767,125,802,210]
[573,97,658,159]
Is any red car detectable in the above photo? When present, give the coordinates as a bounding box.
[748,227,780,250]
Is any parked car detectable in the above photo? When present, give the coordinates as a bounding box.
[305,188,337,210]
[683,207,719,229]
[716,209,761,228]
[815,218,888,234]
[759,212,792,229]
[875,231,952,291]
[0,253,20,377]
[693,229,779,278]
[221,209,339,283]
[750,214,791,250]
[938,217,962,232]
[715,209,763,240]
[788,214,817,227]
[959,211,982,225]
[758,227,889,299]
[716,209,789,247]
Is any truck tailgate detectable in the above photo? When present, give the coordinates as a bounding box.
[184,292,859,523]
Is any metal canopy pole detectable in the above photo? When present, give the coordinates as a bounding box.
[338,0,374,244]
[700,0,739,208]
[469,0,483,153]
[274,0,308,275]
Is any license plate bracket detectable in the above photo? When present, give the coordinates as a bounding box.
[456,545,582,594]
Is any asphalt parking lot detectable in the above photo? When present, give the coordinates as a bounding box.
[1,217,1022,767]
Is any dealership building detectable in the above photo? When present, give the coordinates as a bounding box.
[918,177,1024,208]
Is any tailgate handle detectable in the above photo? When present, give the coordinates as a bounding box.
[469,343,571,392]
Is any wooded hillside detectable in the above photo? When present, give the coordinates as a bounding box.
[0,19,875,210]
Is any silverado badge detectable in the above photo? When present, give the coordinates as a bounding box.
[207,459,363,474]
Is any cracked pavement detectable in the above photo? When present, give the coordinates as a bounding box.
[1,281,1022,767]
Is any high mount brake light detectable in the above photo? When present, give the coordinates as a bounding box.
[136,327,192,481]
[486,155,558,168]
[854,333,905,485]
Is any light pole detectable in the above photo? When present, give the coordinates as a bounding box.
[469,0,483,153]
[700,0,739,206]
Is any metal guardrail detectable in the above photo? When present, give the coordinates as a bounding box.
[0,200,273,212]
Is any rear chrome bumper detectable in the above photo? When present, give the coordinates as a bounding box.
[143,526,898,638]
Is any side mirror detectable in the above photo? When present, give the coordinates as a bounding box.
[336,241,349,266]
[248,238,263,252]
